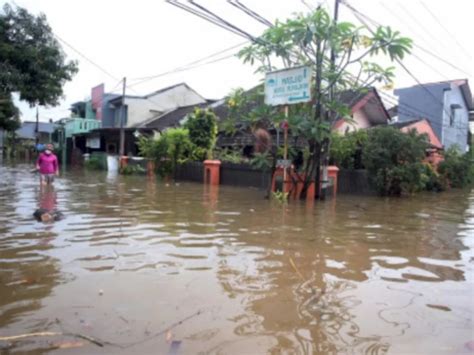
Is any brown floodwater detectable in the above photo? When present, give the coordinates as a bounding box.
[0,164,473,354]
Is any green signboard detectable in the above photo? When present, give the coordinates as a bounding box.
[265,66,312,106]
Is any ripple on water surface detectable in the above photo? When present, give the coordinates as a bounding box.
[0,165,473,354]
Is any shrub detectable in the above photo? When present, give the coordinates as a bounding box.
[329,130,367,169]
[84,156,103,170]
[214,148,245,164]
[438,146,474,188]
[137,128,192,177]
[184,108,218,160]
[121,164,146,175]
[362,126,430,196]
[250,152,272,172]
[422,163,445,192]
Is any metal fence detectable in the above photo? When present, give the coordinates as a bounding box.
[337,169,375,195]
[176,163,374,195]
[176,161,270,189]
[175,161,204,182]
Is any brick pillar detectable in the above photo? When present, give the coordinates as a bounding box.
[204,160,221,185]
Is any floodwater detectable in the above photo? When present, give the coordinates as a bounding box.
[0,164,473,354]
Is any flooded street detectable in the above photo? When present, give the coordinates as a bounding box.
[0,164,473,354]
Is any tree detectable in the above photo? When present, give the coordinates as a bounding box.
[0,4,78,130]
[236,7,412,198]
[184,108,218,160]
[329,130,367,169]
[362,127,429,195]
[0,93,20,131]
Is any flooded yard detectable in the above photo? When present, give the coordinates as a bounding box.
[0,164,473,354]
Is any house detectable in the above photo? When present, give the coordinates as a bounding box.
[395,79,473,152]
[71,83,209,158]
[139,103,210,131]
[390,118,443,165]
[104,83,207,129]
[333,88,391,133]
[16,121,57,144]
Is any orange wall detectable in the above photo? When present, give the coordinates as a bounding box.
[400,119,443,149]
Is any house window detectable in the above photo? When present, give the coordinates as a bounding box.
[450,104,461,127]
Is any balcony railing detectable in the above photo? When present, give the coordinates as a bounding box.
[64,118,101,138]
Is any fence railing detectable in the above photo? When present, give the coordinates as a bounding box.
[176,162,374,195]
[337,169,375,195]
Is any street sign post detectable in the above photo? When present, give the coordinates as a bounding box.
[264,66,312,106]
[265,66,312,194]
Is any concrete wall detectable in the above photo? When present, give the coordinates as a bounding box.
[101,93,121,128]
[395,82,469,151]
[400,119,443,149]
[395,84,445,137]
[442,83,470,151]
[334,108,371,134]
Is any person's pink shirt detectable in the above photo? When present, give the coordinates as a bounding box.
[37,153,58,174]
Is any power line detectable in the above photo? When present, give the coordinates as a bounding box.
[341,0,463,122]
[419,0,472,61]
[300,0,315,11]
[166,0,301,66]
[345,1,472,78]
[127,41,247,88]
[395,2,443,51]
[228,0,273,27]
[167,0,260,42]
[54,34,120,82]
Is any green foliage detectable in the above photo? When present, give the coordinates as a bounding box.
[238,7,411,92]
[0,93,20,131]
[422,163,445,192]
[184,108,218,160]
[272,190,288,205]
[137,136,159,160]
[214,148,245,164]
[84,156,103,170]
[121,164,146,175]
[0,4,78,113]
[250,152,272,172]
[438,146,474,188]
[329,130,368,169]
[362,127,430,195]
[138,128,193,176]
[234,7,411,198]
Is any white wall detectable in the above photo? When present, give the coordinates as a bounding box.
[334,109,371,134]
[126,85,206,127]
[441,83,470,151]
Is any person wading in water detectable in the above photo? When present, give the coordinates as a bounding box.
[36,143,59,185]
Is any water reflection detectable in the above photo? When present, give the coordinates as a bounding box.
[0,165,472,354]
[0,167,61,334]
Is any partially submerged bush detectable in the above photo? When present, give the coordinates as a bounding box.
[84,156,103,170]
[438,146,474,188]
[362,126,430,196]
[138,128,193,177]
[121,164,146,175]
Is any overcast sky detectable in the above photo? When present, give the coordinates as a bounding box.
[5,0,474,122]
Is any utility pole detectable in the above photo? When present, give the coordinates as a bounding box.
[320,0,340,200]
[119,77,126,157]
